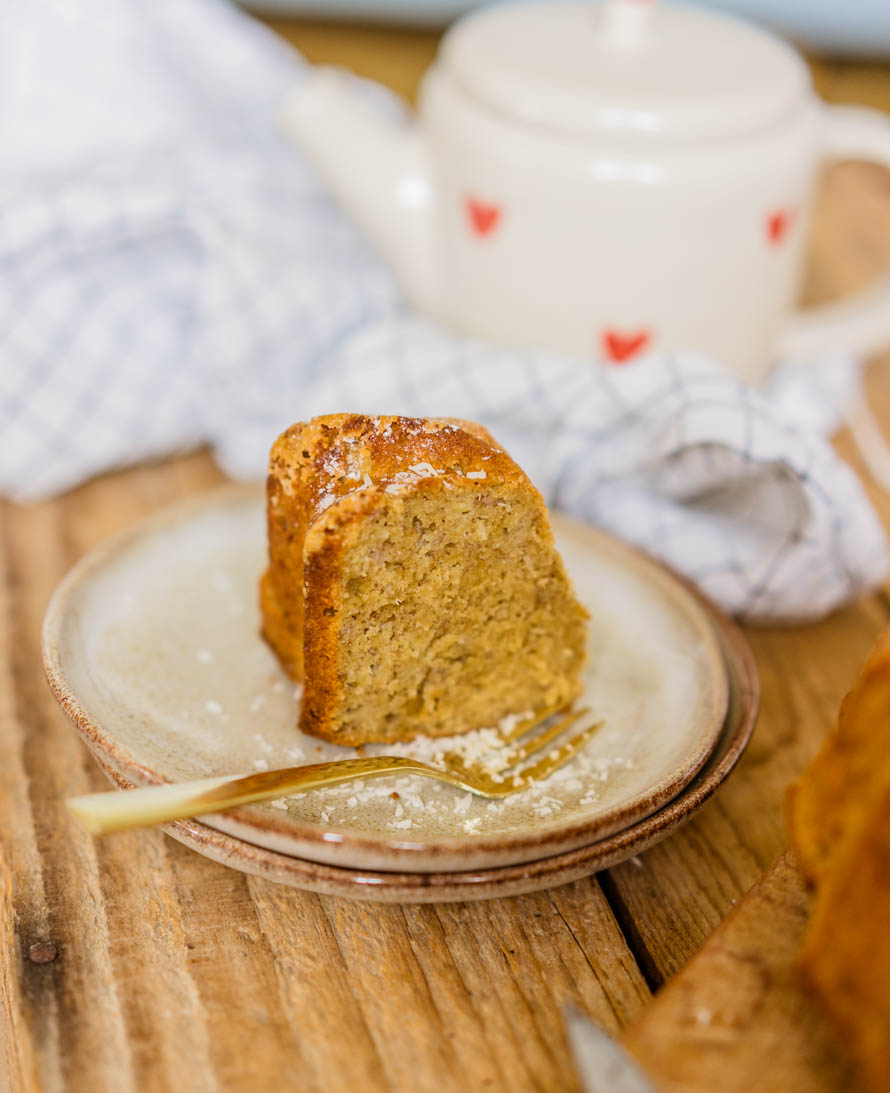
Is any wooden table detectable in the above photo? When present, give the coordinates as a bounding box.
[3,18,890,1093]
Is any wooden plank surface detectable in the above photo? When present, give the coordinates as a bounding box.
[623,853,858,1093]
[2,16,890,1093]
[1,457,653,1093]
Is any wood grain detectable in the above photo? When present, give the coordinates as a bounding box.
[0,856,41,1093]
[623,854,857,1093]
[2,17,890,1093]
[601,605,888,985]
[1,455,650,1093]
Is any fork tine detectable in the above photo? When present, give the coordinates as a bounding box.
[500,701,569,742]
[443,707,596,785]
[496,706,589,770]
[506,721,604,790]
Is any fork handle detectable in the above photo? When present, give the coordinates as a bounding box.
[67,757,422,836]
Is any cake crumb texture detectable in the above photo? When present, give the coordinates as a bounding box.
[261,414,588,746]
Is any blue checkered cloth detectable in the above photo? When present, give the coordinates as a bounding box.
[0,0,886,620]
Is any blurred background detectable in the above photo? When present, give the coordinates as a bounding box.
[3,0,890,535]
[248,0,890,58]
[250,0,890,105]
[3,9,890,1092]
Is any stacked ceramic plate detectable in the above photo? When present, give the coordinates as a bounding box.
[43,487,758,903]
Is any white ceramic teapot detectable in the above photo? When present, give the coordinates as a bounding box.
[284,0,890,384]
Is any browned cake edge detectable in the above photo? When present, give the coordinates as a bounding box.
[261,414,587,745]
[786,623,890,1093]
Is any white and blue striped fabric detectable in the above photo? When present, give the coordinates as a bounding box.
[0,0,886,620]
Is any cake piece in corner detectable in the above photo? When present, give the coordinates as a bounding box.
[260,414,588,746]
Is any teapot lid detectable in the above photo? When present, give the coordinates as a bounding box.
[439,0,811,140]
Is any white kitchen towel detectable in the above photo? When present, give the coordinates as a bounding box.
[0,0,886,621]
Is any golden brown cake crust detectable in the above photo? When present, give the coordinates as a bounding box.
[262,414,588,746]
[262,415,513,680]
[786,624,890,1093]
[787,624,890,883]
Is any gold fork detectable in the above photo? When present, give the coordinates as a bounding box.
[67,705,602,836]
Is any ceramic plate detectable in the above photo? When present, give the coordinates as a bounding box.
[44,485,731,872]
[89,615,757,902]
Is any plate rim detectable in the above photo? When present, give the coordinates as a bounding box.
[43,484,739,871]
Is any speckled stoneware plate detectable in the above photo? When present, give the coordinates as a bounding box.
[44,485,735,873]
[88,622,757,902]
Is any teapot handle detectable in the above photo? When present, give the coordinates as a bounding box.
[777,104,890,363]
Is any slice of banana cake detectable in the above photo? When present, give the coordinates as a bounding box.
[260,414,588,746]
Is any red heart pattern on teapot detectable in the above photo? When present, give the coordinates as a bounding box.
[602,328,650,363]
[466,197,502,237]
[766,207,795,245]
